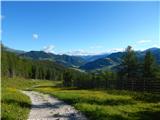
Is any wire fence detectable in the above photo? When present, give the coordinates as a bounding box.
[106,78,160,93]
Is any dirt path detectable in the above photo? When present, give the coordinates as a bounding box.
[22,91,87,120]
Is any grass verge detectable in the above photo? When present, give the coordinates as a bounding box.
[32,86,160,120]
[1,77,54,120]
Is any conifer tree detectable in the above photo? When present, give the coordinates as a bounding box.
[122,46,138,79]
[143,51,156,78]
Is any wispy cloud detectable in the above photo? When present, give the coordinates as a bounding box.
[107,48,124,53]
[65,49,93,56]
[137,40,151,44]
[64,48,124,56]
[0,30,2,40]
[32,33,39,40]
[0,15,5,20]
[43,45,55,53]
[150,44,160,48]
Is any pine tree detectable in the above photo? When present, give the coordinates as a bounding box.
[120,46,139,90]
[143,51,156,78]
[122,46,138,79]
[63,70,72,87]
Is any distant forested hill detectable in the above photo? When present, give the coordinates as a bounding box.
[1,47,66,80]
[3,45,160,72]
[3,45,86,67]
[80,48,160,71]
[20,51,86,67]
[2,45,160,92]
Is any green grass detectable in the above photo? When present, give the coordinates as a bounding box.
[1,77,54,120]
[1,77,55,89]
[1,87,30,120]
[2,77,160,120]
[32,86,160,120]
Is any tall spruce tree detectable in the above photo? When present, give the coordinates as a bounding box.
[143,51,155,78]
[122,46,138,79]
[120,46,138,90]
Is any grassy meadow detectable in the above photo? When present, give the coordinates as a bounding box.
[32,86,160,120]
[1,77,53,120]
[1,77,160,120]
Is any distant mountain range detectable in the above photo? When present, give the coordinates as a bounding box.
[20,51,86,67]
[80,48,160,71]
[3,45,160,71]
[80,53,110,62]
[79,52,124,71]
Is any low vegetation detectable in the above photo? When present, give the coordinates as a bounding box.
[32,85,160,120]
[1,77,53,120]
[1,87,30,120]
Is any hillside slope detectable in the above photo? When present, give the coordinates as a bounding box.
[20,51,86,67]
[80,48,160,71]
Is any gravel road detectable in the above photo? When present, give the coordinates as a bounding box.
[22,91,87,120]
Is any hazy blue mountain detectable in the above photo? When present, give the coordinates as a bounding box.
[79,58,116,70]
[143,47,160,64]
[79,52,124,71]
[80,53,110,62]
[3,45,160,70]
[79,48,160,71]
[105,52,124,63]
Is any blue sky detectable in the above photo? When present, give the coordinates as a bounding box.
[1,1,160,55]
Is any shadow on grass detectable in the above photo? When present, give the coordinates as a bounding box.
[127,110,160,120]
[2,99,30,108]
[102,99,135,106]
[84,110,128,120]
[60,87,84,90]
[33,85,85,91]
[132,93,160,103]
[83,107,160,120]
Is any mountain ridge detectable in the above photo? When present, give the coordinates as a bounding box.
[80,47,160,71]
[20,50,86,67]
[3,45,160,71]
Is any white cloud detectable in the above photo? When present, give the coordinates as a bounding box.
[65,49,108,56]
[150,44,160,48]
[32,33,39,40]
[43,45,55,53]
[137,40,151,44]
[0,15,5,20]
[107,48,124,53]
[64,48,124,56]
[65,49,92,56]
